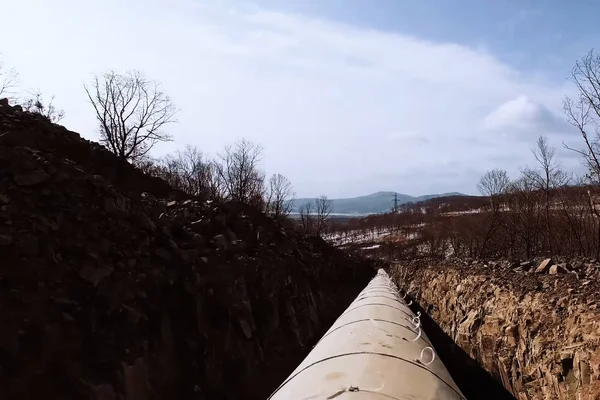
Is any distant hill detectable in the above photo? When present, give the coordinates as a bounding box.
[292,191,466,215]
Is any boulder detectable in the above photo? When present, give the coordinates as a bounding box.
[213,234,228,250]
[134,211,156,232]
[153,247,172,262]
[549,264,568,275]
[16,235,39,257]
[104,198,118,215]
[14,170,49,186]
[0,235,12,246]
[190,233,206,248]
[79,265,114,287]
[535,258,553,273]
[520,261,533,268]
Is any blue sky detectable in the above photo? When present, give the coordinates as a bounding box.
[261,0,597,65]
[0,0,594,197]
[257,0,599,76]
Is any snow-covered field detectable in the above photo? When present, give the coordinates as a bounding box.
[441,208,484,216]
[325,226,423,247]
[361,244,381,250]
[324,228,393,246]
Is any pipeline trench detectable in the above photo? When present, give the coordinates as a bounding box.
[389,262,600,399]
[267,269,507,399]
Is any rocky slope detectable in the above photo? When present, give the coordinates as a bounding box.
[391,259,600,399]
[0,100,376,399]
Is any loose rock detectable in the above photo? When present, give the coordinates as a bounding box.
[535,258,553,273]
[14,170,49,186]
[0,235,12,246]
[213,234,228,250]
[79,265,115,287]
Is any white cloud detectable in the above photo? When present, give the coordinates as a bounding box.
[483,94,567,133]
[0,0,580,197]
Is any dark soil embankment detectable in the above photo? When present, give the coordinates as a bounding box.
[0,101,376,399]
[392,260,600,399]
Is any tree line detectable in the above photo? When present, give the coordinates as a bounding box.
[469,49,600,259]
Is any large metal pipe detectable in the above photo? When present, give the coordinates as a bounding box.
[268,269,466,399]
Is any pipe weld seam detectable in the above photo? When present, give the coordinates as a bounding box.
[267,351,466,400]
[341,303,415,320]
[318,317,433,347]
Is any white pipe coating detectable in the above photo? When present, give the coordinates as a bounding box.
[268,269,466,400]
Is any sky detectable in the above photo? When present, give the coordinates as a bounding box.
[0,0,598,198]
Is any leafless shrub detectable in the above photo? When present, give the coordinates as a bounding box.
[0,59,18,99]
[162,145,218,198]
[21,91,65,123]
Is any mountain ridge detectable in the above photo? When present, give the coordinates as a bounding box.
[292,191,467,215]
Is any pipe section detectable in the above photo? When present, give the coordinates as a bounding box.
[268,269,466,399]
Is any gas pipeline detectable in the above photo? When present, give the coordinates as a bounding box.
[268,269,466,399]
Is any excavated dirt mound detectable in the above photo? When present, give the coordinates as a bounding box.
[0,101,376,399]
[0,100,179,199]
[391,259,600,400]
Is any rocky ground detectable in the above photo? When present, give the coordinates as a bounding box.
[391,258,600,399]
[0,100,376,399]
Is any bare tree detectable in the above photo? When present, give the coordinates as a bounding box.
[563,50,600,183]
[505,175,544,258]
[84,70,177,163]
[0,59,18,98]
[314,196,332,235]
[132,155,160,175]
[21,91,65,123]
[529,136,569,188]
[476,169,510,257]
[299,201,314,234]
[266,173,294,220]
[477,169,510,208]
[216,139,265,206]
[163,145,215,197]
[142,147,225,201]
[562,52,600,257]
[523,136,569,251]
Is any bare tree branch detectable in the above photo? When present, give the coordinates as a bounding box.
[21,90,65,123]
[216,139,266,207]
[525,136,570,252]
[476,169,510,257]
[476,169,510,209]
[0,59,18,99]
[266,173,294,220]
[84,70,177,162]
[564,50,600,183]
[314,196,332,235]
[300,201,314,234]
